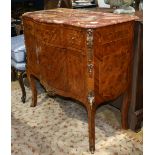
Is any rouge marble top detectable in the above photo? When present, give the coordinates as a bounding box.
[23,8,138,28]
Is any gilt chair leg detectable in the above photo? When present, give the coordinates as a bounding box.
[11,67,17,81]
[18,71,26,103]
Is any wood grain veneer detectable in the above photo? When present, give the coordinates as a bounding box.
[23,8,138,153]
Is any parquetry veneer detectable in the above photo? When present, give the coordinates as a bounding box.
[23,8,137,153]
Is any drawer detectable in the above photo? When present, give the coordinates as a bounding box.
[94,22,133,45]
[35,22,62,47]
[94,38,131,60]
[63,27,86,51]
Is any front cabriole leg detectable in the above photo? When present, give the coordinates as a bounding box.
[87,91,95,154]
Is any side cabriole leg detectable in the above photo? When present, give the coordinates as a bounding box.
[28,74,37,107]
[121,90,131,129]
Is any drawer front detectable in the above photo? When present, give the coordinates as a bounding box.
[94,22,133,45]
[63,26,86,52]
[94,38,131,60]
[35,22,62,48]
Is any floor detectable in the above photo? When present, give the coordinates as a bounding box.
[11,81,143,155]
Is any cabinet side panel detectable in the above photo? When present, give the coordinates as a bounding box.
[94,22,134,104]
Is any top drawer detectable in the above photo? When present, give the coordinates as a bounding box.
[94,21,133,45]
[63,26,87,51]
[34,22,62,47]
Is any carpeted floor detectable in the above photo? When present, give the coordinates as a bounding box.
[11,81,143,155]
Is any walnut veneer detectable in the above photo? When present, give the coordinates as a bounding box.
[23,8,138,153]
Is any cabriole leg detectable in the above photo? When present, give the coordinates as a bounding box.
[121,90,131,129]
[28,74,37,107]
[87,106,96,154]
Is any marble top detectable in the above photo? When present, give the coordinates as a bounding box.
[23,8,138,28]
